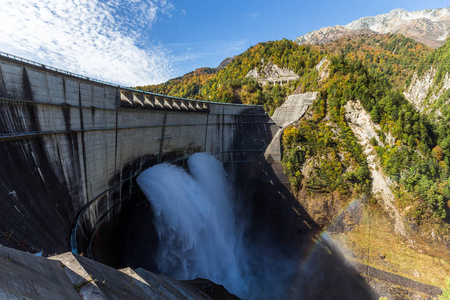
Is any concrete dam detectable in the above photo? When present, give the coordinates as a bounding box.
[0,52,276,266]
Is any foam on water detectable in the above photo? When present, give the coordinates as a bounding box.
[137,153,248,296]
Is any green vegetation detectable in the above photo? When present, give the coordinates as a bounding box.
[319,33,432,88]
[440,278,450,300]
[282,97,370,195]
[413,39,450,121]
[328,55,448,219]
[282,51,449,224]
[334,54,448,222]
[198,39,322,113]
[417,37,450,88]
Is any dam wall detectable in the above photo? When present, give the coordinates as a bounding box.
[0,52,276,256]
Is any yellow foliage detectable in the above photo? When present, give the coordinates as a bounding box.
[432,146,444,161]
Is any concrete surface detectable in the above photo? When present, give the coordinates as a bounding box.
[0,245,213,299]
[0,245,81,299]
[270,92,318,128]
[265,92,318,162]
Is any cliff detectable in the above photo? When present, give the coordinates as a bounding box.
[246,62,299,86]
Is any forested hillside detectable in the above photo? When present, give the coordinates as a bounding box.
[317,33,432,88]
[139,35,431,113]
[283,53,449,228]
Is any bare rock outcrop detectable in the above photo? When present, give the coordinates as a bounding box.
[246,62,299,86]
[344,100,406,236]
[216,56,235,71]
[296,27,375,47]
[315,56,330,82]
[404,68,450,115]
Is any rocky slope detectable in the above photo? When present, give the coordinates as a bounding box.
[295,7,450,49]
[404,68,450,114]
[246,62,299,86]
[216,56,236,71]
[403,38,450,116]
[344,100,405,236]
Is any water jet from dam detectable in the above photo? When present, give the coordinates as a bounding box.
[137,153,246,294]
[137,153,296,299]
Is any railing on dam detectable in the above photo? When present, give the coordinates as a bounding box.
[0,51,120,88]
[0,51,262,112]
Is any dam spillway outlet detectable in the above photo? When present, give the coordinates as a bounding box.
[137,153,247,296]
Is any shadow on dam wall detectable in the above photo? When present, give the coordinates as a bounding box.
[0,103,82,254]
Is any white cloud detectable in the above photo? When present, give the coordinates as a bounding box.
[0,0,174,86]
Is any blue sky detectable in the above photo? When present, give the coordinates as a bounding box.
[0,0,448,86]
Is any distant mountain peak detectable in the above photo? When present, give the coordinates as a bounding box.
[216,56,236,71]
[295,7,450,48]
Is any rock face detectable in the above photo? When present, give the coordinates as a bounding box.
[295,7,450,49]
[246,62,299,86]
[0,245,217,300]
[296,27,374,47]
[404,69,438,112]
[404,68,450,115]
[344,100,406,236]
[216,56,235,71]
[315,56,330,82]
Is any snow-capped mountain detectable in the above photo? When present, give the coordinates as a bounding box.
[295,7,450,48]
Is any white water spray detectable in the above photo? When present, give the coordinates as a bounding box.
[137,153,248,296]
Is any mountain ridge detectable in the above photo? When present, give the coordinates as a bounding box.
[295,7,450,48]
